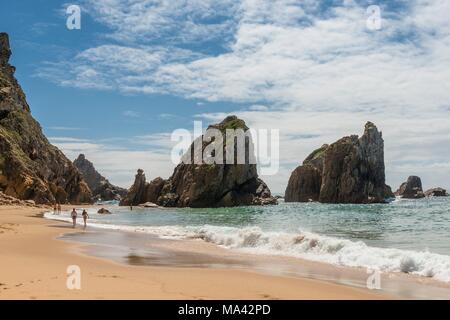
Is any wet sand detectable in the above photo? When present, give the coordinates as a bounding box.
[0,205,392,299]
[62,228,450,299]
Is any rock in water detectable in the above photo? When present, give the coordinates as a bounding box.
[73,154,127,201]
[0,33,92,204]
[285,122,391,204]
[424,187,448,197]
[156,115,277,207]
[119,169,166,206]
[395,176,425,199]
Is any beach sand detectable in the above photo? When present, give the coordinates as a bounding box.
[0,205,393,300]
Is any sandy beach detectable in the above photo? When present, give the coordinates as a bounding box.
[0,205,394,300]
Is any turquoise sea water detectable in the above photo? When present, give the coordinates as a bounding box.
[45,197,450,283]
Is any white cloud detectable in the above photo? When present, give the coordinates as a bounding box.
[123,110,140,118]
[39,0,450,193]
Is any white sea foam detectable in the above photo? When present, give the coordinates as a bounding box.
[44,211,450,283]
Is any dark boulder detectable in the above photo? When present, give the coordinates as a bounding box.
[424,187,448,197]
[395,176,425,199]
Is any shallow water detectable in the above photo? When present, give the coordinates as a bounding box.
[46,197,450,283]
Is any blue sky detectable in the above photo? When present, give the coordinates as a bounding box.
[1,0,449,193]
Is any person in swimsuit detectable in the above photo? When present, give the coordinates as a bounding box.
[71,208,77,228]
[82,209,89,229]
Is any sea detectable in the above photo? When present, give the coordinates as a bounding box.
[44,196,450,283]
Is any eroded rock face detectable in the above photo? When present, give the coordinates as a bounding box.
[424,188,448,197]
[119,169,166,206]
[284,165,322,202]
[73,154,126,201]
[395,176,425,199]
[0,33,92,204]
[154,115,276,208]
[285,122,391,204]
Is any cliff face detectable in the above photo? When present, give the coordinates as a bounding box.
[285,122,392,204]
[73,154,127,201]
[0,33,92,204]
[120,116,277,208]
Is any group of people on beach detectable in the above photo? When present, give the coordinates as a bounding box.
[53,203,62,214]
[53,203,90,229]
[70,208,89,229]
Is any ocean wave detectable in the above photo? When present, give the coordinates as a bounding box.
[44,211,450,283]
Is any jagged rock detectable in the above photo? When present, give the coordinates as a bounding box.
[97,208,111,214]
[0,33,92,204]
[285,122,391,204]
[384,184,395,199]
[144,177,166,203]
[0,191,44,207]
[395,176,425,199]
[156,115,277,207]
[424,187,448,197]
[73,154,126,201]
[119,169,166,206]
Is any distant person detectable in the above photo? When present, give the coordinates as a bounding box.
[71,208,77,228]
[82,209,89,229]
[53,204,57,214]
[57,203,62,214]
[130,205,133,211]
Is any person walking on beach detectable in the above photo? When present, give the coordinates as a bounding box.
[82,209,89,229]
[71,208,77,228]
[53,204,57,214]
[57,203,61,214]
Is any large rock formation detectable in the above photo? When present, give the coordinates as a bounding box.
[156,116,276,207]
[285,122,392,204]
[424,187,448,197]
[119,169,165,206]
[0,33,92,204]
[73,154,126,202]
[120,116,277,208]
[395,176,425,199]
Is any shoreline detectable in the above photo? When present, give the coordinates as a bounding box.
[0,205,391,300]
[56,214,450,300]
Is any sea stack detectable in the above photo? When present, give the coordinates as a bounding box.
[73,154,127,201]
[285,122,392,204]
[120,116,277,208]
[0,33,92,204]
[157,115,276,207]
[119,169,165,206]
[395,176,425,199]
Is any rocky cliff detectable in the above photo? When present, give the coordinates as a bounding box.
[0,33,92,204]
[285,122,392,204]
[73,154,127,201]
[120,116,277,207]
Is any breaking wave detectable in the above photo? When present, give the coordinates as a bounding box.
[44,211,450,283]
